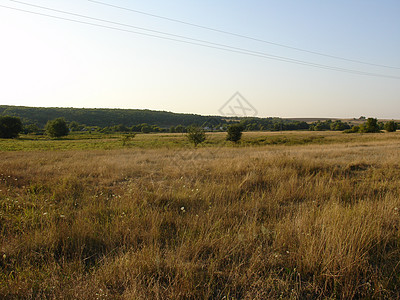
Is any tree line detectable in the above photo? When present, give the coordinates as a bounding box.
[0,108,399,139]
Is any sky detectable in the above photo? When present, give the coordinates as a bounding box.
[1,0,400,118]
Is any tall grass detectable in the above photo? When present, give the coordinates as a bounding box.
[1,134,400,298]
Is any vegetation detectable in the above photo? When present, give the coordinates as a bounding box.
[384,120,398,132]
[186,126,206,147]
[1,132,400,298]
[0,105,312,133]
[309,119,350,131]
[0,105,216,128]
[0,116,23,139]
[226,123,244,143]
[359,118,380,133]
[3,105,398,138]
[121,134,136,147]
[45,118,69,138]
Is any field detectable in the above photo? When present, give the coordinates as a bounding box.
[1,131,400,299]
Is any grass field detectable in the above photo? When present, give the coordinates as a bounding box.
[1,131,400,298]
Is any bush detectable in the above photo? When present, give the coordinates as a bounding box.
[359,118,380,133]
[24,123,40,134]
[384,121,397,132]
[0,116,23,138]
[141,125,151,134]
[226,124,244,143]
[186,126,206,146]
[330,120,351,131]
[343,125,360,134]
[45,118,69,138]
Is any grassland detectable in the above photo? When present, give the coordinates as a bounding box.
[1,131,400,299]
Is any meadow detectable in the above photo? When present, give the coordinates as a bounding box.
[1,131,400,299]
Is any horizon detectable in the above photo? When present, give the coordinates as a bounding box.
[1,1,400,118]
[2,103,399,121]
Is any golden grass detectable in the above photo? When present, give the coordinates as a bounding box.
[1,133,400,298]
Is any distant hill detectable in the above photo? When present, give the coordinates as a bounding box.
[284,118,339,123]
[4,105,372,132]
[0,105,223,128]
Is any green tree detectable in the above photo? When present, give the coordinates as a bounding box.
[330,120,350,131]
[24,123,40,134]
[359,118,380,133]
[141,124,151,133]
[186,126,206,147]
[384,121,397,132]
[175,125,186,133]
[226,124,244,143]
[121,133,136,146]
[344,125,360,133]
[45,118,69,137]
[69,121,84,132]
[0,116,23,138]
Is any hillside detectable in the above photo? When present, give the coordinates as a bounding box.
[0,105,309,131]
[0,105,221,128]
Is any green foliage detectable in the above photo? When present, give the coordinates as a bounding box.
[0,105,221,128]
[330,120,351,131]
[359,118,380,133]
[45,118,69,138]
[309,120,349,131]
[69,121,80,131]
[121,134,136,146]
[0,115,23,138]
[24,123,40,134]
[175,124,186,133]
[384,121,397,132]
[186,126,206,146]
[344,125,360,133]
[309,120,331,131]
[226,124,244,143]
[240,117,309,131]
[141,124,151,134]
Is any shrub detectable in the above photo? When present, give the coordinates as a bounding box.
[45,118,69,137]
[226,124,244,143]
[0,116,23,138]
[343,125,360,134]
[141,125,151,134]
[186,126,206,146]
[359,118,380,133]
[384,121,397,132]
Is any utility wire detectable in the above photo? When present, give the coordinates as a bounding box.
[9,0,388,77]
[2,3,400,79]
[88,0,400,70]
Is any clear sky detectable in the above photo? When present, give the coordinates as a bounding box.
[1,0,399,118]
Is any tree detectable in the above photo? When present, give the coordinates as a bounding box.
[121,133,136,146]
[141,124,151,133]
[330,120,350,131]
[384,121,397,132]
[69,121,84,132]
[175,125,186,133]
[359,118,380,133]
[0,116,23,138]
[24,123,40,134]
[186,126,206,147]
[45,118,69,137]
[226,124,244,143]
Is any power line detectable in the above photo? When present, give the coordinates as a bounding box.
[9,0,393,78]
[2,3,400,79]
[88,0,400,70]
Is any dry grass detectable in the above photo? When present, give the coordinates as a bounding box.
[1,134,400,299]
